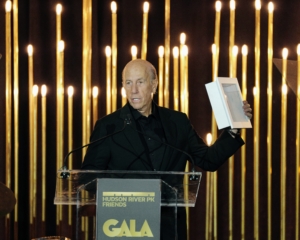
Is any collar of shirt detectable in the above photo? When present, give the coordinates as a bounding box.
[129,101,160,122]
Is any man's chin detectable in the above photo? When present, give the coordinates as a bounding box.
[129,102,142,109]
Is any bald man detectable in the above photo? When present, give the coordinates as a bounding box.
[82,59,252,239]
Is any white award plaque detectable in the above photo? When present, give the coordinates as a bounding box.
[205,77,252,129]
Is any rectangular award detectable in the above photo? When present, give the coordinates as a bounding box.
[205,77,252,129]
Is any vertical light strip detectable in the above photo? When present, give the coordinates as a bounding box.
[82,0,92,150]
[229,45,238,240]
[267,3,274,240]
[58,40,65,224]
[111,1,117,112]
[206,45,216,240]
[5,2,12,237]
[183,45,189,115]
[207,125,213,239]
[158,46,164,106]
[164,0,170,108]
[254,1,261,238]
[181,46,189,234]
[296,44,300,240]
[210,43,218,240]
[82,0,92,237]
[41,85,47,225]
[181,44,189,239]
[141,2,149,60]
[209,43,218,239]
[92,87,99,126]
[213,1,221,79]
[173,47,179,111]
[82,0,92,148]
[55,4,62,227]
[55,4,62,169]
[241,45,248,240]
[12,0,19,233]
[5,0,12,198]
[67,86,74,226]
[27,45,34,228]
[229,0,235,76]
[179,33,185,111]
[213,3,221,235]
[106,46,112,114]
[280,48,288,240]
[32,85,38,227]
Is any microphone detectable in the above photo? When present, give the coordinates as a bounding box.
[126,114,199,181]
[60,117,131,179]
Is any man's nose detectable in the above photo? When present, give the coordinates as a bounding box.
[131,83,138,93]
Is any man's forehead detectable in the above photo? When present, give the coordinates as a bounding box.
[124,64,148,78]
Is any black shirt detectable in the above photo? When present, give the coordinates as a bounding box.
[129,102,166,170]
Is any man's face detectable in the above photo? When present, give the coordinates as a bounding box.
[123,62,157,117]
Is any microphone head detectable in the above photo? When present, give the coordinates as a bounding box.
[60,166,70,179]
[189,174,199,181]
[189,167,199,181]
[125,114,132,125]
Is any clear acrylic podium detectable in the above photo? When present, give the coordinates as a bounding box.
[54,169,202,240]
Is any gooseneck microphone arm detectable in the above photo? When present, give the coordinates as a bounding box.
[60,117,131,178]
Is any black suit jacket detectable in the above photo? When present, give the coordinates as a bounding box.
[82,102,244,172]
[81,102,245,239]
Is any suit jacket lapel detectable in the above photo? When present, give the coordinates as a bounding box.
[157,106,177,147]
[156,106,179,170]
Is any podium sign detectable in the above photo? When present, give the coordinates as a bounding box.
[96,178,161,239]
[54,170,202,240]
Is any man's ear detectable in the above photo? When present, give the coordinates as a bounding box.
[152,79,158,93]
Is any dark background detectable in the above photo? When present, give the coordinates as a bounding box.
[0,0,300,239]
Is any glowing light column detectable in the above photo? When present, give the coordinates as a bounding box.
[141,2,149,60]
[295,44,300,239]
[241,45,248,240]
[164,0,170,108]
[229,0,235,76]
[254,1,261,238]
[67,86,73,227]
[229,46,238,240]
[280,48,288,240]
[158,46,164,106]
[296,43,300,240]
[267,3,274,240]
[12,0,20,233]
[173,47,179,111]
[111,1,117,112]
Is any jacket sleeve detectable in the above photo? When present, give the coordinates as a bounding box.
[184,115,245,171]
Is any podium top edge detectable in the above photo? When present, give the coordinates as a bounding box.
[57,169,202,176]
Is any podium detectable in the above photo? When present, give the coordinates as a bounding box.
[54,169,202,240]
